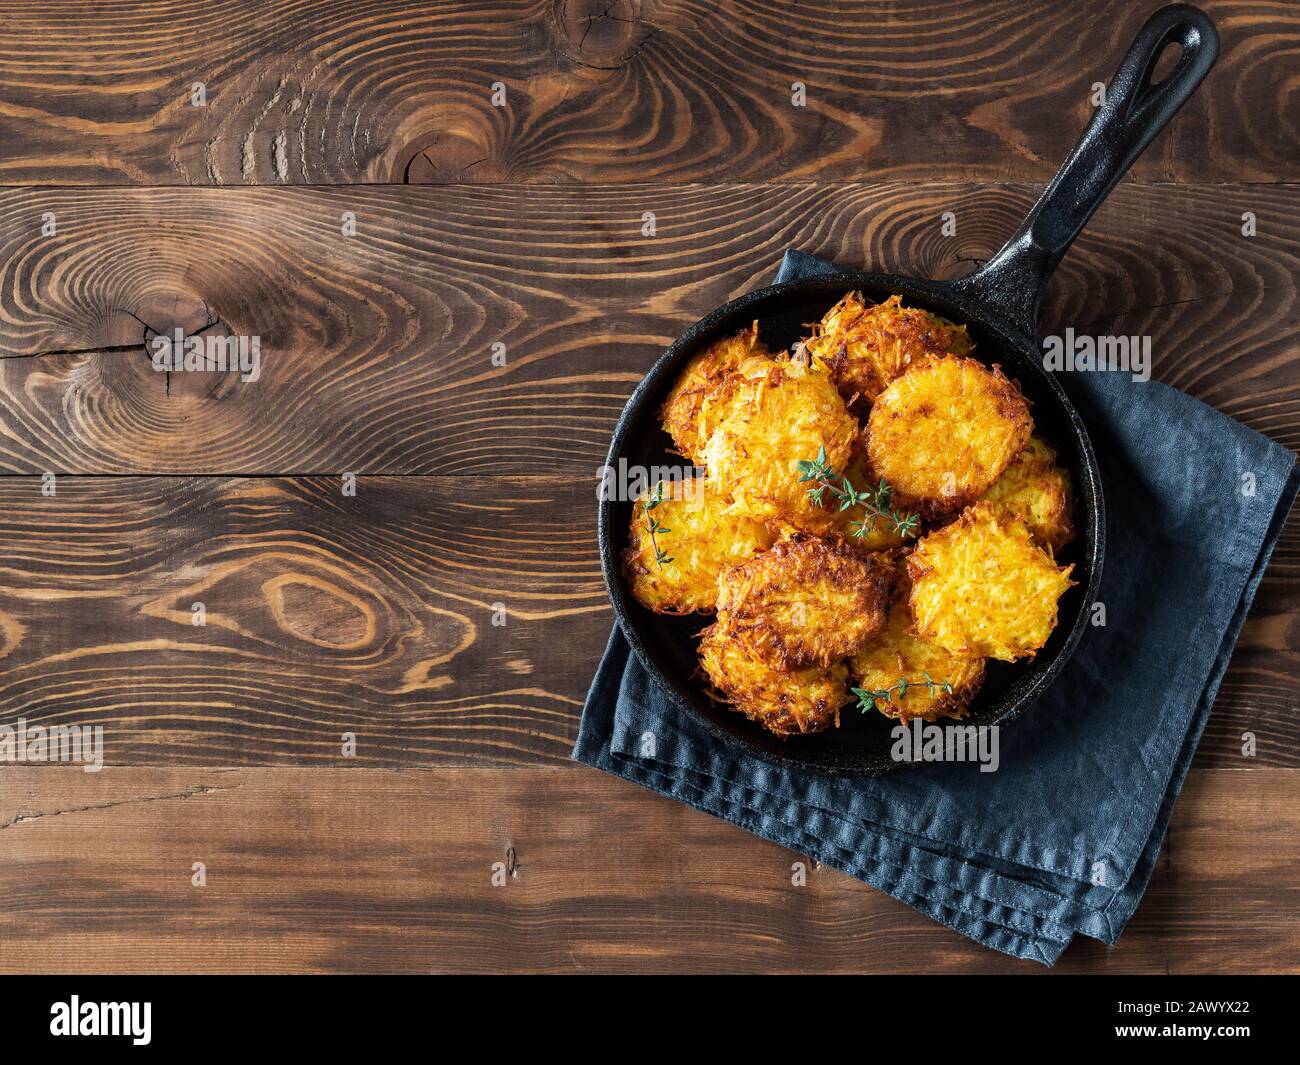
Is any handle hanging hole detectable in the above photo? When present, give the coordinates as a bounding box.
[1149,40,1185,87]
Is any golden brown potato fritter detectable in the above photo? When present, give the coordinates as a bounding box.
[716,534,895,668]
[631,289,1078,739]
[806,292,974,404]
[824,455,916,550]
[700,356,859,528]
[623,477,775,614]
[699,615,849,736]
[659,322,769,463]
[908,502,1074,662]
[979,435,1075,551]
[769,453,914,552]
[850,572,986,724]
[866,356,1032,517]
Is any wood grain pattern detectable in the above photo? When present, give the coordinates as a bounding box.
[1,766,1295,973]
[2,182,1297,475]
[0,476,603,765]
[1,0,1297,977]
[0,474,1292,768]
[0,1,1296,187]
[3,181,1294,762]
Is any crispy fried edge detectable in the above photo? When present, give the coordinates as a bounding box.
[806,293,975,404]
[979,436,1076,551]
[865,355,1033,519]
[849,568,986,724]
[621,477,772,616]
[905,502,1075,661]
[658,322,768,462]
[717,534,895,668]
[697,616,849,736]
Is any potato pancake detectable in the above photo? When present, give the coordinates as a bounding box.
[659,322,770,463]
[717,534,894,668]
[634,289,1080,740]
[825,455,916,549]
[850,573,985,723]
[700,356,859,526]
[623,476,775,614]
[770,453,914,551]
[907,502,1074,661]
[806,293,974,404]
[979,435,1075,551]
[866,356,1032,517]
[699,616,849,736]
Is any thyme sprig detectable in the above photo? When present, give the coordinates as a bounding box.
[794,447,920,540]
[853,673,954,713]
[643,482,673,567]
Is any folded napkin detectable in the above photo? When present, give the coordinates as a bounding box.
[574,250,1298,964]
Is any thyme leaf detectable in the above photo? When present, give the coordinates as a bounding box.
[644,482,673,567]
[852,673,955,714]
[797,450,920,539]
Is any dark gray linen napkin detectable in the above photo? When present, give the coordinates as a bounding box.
[573,250,1298,964]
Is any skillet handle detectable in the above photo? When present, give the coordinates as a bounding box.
[950,3,1218,337]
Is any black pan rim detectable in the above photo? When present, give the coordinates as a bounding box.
[598,269,1106,778]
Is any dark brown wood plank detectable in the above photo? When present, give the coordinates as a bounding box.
[0,184,1294,769]
[0,474,1292,768]
[2,0,1292,983]
[0,475,603,765]
[0,1,1295,187]
[1,182,1297,476]
[0,765,1294,973]
[1209,511,1300,768]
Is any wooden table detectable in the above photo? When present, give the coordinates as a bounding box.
[0,0,1296,973]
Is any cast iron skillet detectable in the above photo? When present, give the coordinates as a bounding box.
[599,4,1219,776]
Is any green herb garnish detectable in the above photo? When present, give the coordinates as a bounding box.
[795,447,920,540]
[852,672,954,713]
[644,482,673,567]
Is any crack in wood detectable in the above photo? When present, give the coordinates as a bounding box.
[0,783,241,830]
